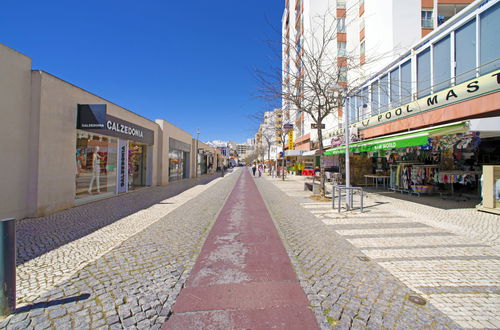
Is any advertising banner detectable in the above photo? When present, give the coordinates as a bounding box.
[288,130,294,150]
[116,139,129,193]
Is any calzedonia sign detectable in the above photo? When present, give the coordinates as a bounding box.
[332,70,500,135]
[77,104,107,129]
[77,105,154,145]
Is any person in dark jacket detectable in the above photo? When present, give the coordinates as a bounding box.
[252,163,257,176]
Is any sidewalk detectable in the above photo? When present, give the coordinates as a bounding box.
[16,172,232,305]
[164,169,319,329]
[1,170,241,329]
[262,174,500,329]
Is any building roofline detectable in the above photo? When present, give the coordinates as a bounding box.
[33,69,158,125]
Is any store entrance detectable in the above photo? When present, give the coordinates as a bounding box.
[128,142,147,190]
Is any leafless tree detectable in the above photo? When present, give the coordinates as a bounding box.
[256,6,399,195]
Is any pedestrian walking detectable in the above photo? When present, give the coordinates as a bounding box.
[258,163,263,178]
[252,163,256,176]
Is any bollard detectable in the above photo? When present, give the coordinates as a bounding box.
[0,218,16,316]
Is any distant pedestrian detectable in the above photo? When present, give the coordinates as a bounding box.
[252,163,256,176]
[258,164,263,178]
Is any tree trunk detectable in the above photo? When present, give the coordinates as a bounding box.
[268,145,271,174]
[317,125,326,197]
[282,141,286,181]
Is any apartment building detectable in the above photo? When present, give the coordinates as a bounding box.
[281,0,474,152]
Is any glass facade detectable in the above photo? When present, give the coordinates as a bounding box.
[75,131,117,200]
[390,67,400,105]
[480,2,500,74]
[128,142,147,190]
[417,48,431,98]
[455,19,476,84]
[169,149,188,182]
[433,35,451,91]
[400,60,412,104]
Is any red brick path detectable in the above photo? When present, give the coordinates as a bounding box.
[163,169,318,329]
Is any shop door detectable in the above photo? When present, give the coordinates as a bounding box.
[128,142,147,189]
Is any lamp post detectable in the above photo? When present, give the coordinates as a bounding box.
[344,92,351,210]
[195,128,200,178]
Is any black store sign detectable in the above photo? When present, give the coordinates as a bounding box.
[78,105,154,145]
[77,104,107,129]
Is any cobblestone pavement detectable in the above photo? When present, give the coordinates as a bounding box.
[260,174,499,329]
[2,169,240,329]
[16,173,227,305]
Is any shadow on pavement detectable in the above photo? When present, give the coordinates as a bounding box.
[364,187,480,210]
[16,173,223,265]
[15,293,91,313]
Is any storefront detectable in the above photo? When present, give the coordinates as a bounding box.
[76,105,155,202]
[168,138,190,182]
[325,119,500,199]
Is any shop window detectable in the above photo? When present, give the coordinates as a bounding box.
[128,142,147,189]
[433,35,451,92]
[417,48,431,98]
[169,149,183,182]
[455,18,476,84]
[480,2,500,75]
[390,67,400,105]
[379,74,389,112]
[400,60,412,103]
[75,132,117,201]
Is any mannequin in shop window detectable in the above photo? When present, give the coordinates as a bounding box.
[88,146,102,194]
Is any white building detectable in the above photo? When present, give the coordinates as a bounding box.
[282,0,474,151]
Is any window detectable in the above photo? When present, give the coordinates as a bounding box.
[338,41,347,57]
[359,19,365,31]
[421,10,433,28]
[75,132,117,201]
[390,67,400,105]
[360,41,365,56]
[417,48,431,98]
[337,0,346,9]
[455,19,476,83]
[400,60,412,104]
[339,66,348,82]
[360,87,369,119]
[379,75,389,112]
[433,35,451,91]
[337,17,346,33]
[480,2,500,74]
[370,81,379,115]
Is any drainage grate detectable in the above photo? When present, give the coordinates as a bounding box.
[408,295,427,305]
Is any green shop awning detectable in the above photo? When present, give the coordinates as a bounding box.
[324,121,468,155]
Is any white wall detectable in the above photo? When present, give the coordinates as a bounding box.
[33,71,160,216]
[0,44,33,219]
[156,119,193,185]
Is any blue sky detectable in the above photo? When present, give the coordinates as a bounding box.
[0,0,283,143]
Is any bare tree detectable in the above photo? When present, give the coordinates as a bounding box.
[256,7,397,195]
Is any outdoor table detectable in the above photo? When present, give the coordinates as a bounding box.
[364,175,390,189]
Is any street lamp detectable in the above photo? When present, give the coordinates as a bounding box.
[195,128,200,178]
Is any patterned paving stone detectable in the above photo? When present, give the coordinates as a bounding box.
[254,175,460,329]
[262,174,500,329]
[2,170,240,329]
[15,173,224,305]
